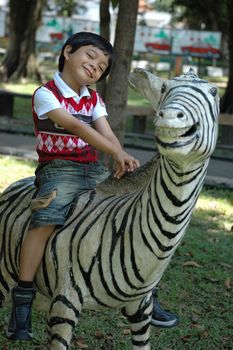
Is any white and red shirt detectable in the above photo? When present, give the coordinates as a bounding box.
[32,72,108,163]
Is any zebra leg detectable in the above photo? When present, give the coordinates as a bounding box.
[0,271,9,307]
[122,293,153,350]
[47,293,82,350]
[0,267,16,307]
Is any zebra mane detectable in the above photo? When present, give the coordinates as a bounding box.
[173,68,207,84]
[96,153,160,196]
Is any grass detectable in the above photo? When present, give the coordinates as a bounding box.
[127,88,150,107]
[0,156,36,192]
[0,156,232,349]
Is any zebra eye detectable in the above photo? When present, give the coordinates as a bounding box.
[161,84,166,93]
[209,87,217,97]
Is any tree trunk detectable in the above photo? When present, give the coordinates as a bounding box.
[218,0,233,145]
[99,0,111,45]
[220,0,233,113]
[105,0,139,144]
[97,0,111,99]
[0,0,45,82]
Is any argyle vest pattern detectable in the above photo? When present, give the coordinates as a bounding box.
[32,80,99,163]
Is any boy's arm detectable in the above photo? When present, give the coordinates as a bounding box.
[94,116,122,149]
[94,117,140,178]
[46,108,137,177]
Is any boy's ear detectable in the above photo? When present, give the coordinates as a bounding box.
[63,45,72,59]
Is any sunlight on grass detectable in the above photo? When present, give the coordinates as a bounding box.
[195,189,233,232]
[0,156,36,192]
[0,82,39,94]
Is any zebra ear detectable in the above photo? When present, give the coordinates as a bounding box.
[129,68,165,111]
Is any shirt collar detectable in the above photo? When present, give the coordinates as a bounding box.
[53,72,91,100]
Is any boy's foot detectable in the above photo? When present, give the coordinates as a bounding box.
[151,289,179,328]
[6,286,35,340]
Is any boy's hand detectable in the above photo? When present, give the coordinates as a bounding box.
[113,150,140,179]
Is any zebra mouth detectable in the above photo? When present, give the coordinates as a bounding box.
[180,124,198,137]
[155,123,199,147]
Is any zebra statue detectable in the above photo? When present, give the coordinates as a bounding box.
[0,68,219,350]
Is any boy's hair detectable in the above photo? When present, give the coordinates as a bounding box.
[58,32,115,82]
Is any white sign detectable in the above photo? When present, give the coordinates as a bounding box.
[36,17,221,59]
[134,25,221,58]
[36,16,99,43]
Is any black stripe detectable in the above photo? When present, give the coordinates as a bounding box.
[0,177,35,199]
[51,294,80,319]
[139,203,160,258]
[0,271,9,294]
[50,334,69,349]
[41,247,53,297]
[163,157,204,187]
[123,294,152,323]
[48,316,76,329]
[146,188,175,251]
[148,186,192,244]
[132,338,150,347]
[47,190,97,302]
[15,216,31,268]
[159,166,200,207]
[7,206,30,278]
[75,195,122,305]
[92,196,131,303]
[131,322,150,335]
[2,187,34,280]
[129,199,145,283]
[107,194,152,297]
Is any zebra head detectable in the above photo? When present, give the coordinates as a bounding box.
[129,68,219,165]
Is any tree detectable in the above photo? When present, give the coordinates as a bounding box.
[0,0,46,82]
[218,0,233,113]
[99,0,139,145]
[169,0,227,33]
[97,0,111,98]
[168,0,233,112]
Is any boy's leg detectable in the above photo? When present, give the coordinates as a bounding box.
[7,225,55,340]
[19,225,55,282]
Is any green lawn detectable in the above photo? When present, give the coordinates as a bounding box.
[0,156,232,349]
[0,156,36,192]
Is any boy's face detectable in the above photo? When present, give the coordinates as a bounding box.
[62,44,109,90]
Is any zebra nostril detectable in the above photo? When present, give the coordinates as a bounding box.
[177,112,184,118]
[159,111,163,118]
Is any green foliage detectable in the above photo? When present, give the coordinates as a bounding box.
[152,0,174,12]
[111,0,119,9]
[171,0,228,33]
[54,0,77,17]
